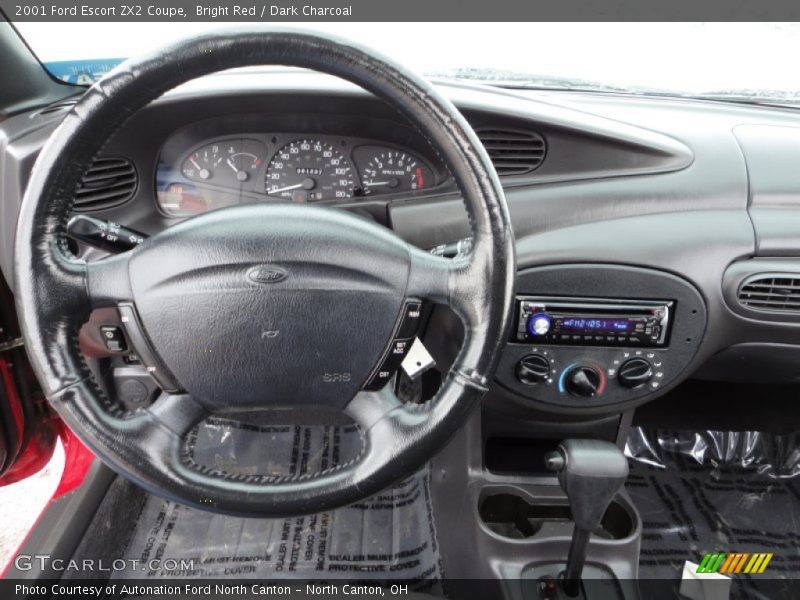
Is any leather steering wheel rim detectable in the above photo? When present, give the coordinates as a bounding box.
[14,29,516,517]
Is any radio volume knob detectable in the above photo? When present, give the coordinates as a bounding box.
[617,358,654,389]
[516,353,551,385]
[527,313,552,336]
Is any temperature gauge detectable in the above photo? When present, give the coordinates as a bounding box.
[181,139,265,187]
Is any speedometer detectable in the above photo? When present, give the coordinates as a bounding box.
[265,139,354,202]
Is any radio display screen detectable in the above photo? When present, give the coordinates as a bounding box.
[558,318,633,334]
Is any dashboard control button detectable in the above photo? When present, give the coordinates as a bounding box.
[117,303,181,392]
[516,354,551,385]
[389,338,411,356]
[118,379,149,406]
[617,357,654,389]
[364,336,415,390]
[397,301,423,339]
[564,366,602,397]
[100,326,127,352]
[366,367,394,390]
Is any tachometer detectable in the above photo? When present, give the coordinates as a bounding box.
[355,147,433,196]
[265,139,354,202]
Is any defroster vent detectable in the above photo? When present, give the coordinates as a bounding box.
[738,275,800,313]
[73,157,138,211]
[477,128,546,176]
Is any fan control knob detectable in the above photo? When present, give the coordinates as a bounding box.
[515,353,551,385]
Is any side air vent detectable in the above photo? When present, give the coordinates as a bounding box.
[738,275,800,313]
[73,158,138,211]
[477,128,546,176]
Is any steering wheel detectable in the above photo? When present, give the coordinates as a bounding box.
[14,29,515,517]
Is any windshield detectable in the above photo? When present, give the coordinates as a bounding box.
[14,22,800,105]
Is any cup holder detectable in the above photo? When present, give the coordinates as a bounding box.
[479,492,634,540]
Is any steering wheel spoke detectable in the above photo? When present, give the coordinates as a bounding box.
[344,387,403,433]
[85,252,133,307]
[406,246,456,304]
[407,244,489,332]
[146,392,209,439]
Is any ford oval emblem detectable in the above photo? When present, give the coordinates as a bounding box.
[247,265,288,284]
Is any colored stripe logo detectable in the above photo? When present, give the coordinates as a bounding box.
[697,552,773,574]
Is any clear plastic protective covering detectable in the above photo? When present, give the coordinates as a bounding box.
[625,427,800,582]
[626,428,800,479]
[115,418,443,587]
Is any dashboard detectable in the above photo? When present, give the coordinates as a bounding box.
[3,71,800,418]
[156,130,440,216]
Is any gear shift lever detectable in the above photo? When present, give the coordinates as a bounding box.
[545,439,629,597]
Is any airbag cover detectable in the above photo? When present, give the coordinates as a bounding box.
[128,204,409,410]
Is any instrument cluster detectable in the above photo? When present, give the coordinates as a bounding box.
[156,133,439,217]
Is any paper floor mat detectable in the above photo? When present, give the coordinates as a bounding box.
[115,418,443,585]
[625,429,800,583]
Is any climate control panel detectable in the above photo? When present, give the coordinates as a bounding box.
[498,344,674,410]
[514,349,663,396]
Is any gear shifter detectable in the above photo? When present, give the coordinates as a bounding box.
[545,439,629,597]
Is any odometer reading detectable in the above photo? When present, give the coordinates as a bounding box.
[265,139,354,202]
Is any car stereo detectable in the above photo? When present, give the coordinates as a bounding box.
[513,296,673,347]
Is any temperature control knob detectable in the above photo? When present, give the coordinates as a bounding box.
[617,358,654,389]
[564,366,602,397]
[516,353,551,385]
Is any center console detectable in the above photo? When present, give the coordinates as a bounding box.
[495,264,706,413]
[426,262,708,600]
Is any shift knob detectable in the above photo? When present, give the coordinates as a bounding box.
[545,439,629,597]
[547,439,629,531]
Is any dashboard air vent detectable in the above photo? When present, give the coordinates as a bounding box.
[738,275,800,313]
[73,158,138,211]
[477,128,546,176]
